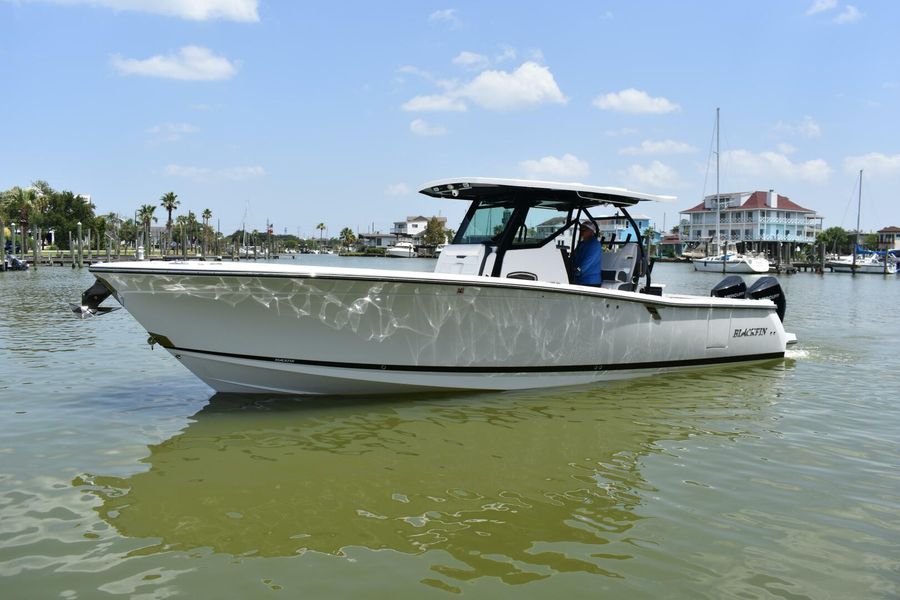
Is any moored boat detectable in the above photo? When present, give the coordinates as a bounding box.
[76,178,796,395]
[693,248,770,274]
[385,241,417,258]
[827,253,897,274]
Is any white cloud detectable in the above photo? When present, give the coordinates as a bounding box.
[805,0,837,15]
[385,183,410,196]
[429,8,461,28]
[147,122,199,142]
[457,62,567,110]
[593,88,679,114]
[724,150,831,183]
[619,139,697,156]
[494,46,516,64]
[624,161,681,190]
[452,51,489,71]
[111,46,238,81]
[164,164,264,181]
[25,0,258,21]
[777,143,798,155]
[402,61,565,112]
[409,119,447,136]
[398,65,433,80]
[773,116,822,138]
[402,94,467,112]
[844,153,900,178]
[519,154,589,180]
[834,5,863,24]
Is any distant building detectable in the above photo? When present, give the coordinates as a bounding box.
[358,231,397,248]
[877,226,900,251]
[658,233,684,257]
[594,212,653,243]
[679,190,823,255]
[391,215,448,242]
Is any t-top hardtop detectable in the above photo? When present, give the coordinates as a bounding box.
[418,177,675,209]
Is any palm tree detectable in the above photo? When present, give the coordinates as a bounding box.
[202,208,212,255]
[316,222,326,246]
[339,227,356,249]
[138,204,157,255]
[159,192,179,254]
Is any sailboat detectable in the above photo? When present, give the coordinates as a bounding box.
[693,108,771,274]
[827,170,897,274]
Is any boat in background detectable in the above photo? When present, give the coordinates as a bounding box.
[827,170,897,274]
[75,177,795,395]
[385,241,417,258]
[693,241,771,274]
[828,252,897,274]
[3,253,28,271]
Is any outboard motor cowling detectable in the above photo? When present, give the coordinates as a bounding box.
[745,276,786,322]
[710,275,746,299]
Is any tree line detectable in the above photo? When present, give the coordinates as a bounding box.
[2,180,451,255]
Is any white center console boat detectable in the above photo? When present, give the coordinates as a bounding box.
[76,178,796,395]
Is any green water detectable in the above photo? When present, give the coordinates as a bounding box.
[1,261,898,598]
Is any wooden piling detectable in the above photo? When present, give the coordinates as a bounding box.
[77,222,83,268]
[0,218,6,272]
[32,229,39,269]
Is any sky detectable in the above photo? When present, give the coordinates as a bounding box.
[2,0,899,237]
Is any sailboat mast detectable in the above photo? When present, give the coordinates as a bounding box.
[853,169,862,269]
[715,107,721,257]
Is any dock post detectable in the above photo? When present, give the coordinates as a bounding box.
[0,218,6,272]
[86,229,92,262]
[69,231,74,265]
[77,222,83,268]
[106,236,111,261]
[32,228,39,270]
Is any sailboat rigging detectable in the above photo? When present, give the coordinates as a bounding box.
[693,109,771,274]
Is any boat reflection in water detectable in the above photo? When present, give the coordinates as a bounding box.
[80,362,791,586]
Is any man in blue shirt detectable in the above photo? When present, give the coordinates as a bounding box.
[573,220,602,285]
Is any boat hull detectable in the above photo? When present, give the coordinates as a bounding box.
[828,260,897,274]
[385,246,416,258]
[91,262,790,395]
[693,257,770,274]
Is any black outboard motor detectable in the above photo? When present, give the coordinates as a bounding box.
[746,276,786,322]
[710,275,746,299]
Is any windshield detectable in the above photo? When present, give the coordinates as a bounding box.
[454,204,514,244]
[454,200,574,246]
[510,205,570,246]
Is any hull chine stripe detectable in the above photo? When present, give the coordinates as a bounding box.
[171,346,785,374]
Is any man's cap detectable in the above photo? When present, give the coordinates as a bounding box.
[579,220,597,233]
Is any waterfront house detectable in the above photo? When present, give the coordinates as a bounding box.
[358,231,397,249]
[391,215,448,243]
[877,226,900,251]
[679,190,823,257]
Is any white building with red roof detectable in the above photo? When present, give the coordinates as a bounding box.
[679,190,823,253]
[877,226,900,251]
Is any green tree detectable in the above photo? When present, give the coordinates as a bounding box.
[160,192,179,252]
[423,217,447,246]
[816,226,850,255]
[862,233,879,249]
[138,204,157,252]
[339,227,357,248]
[316,222,326,245]
[643,225,658,257]
[202,209,212,254]
[36,187,98,250]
